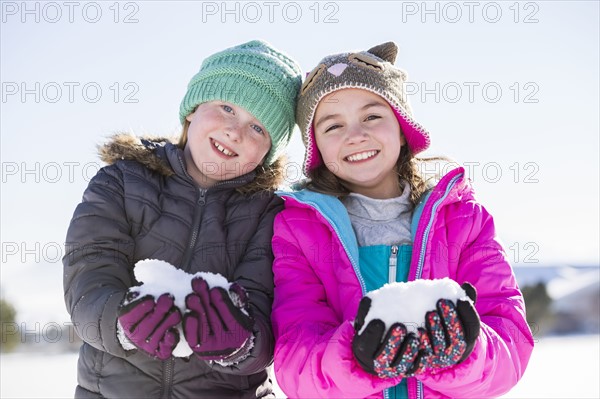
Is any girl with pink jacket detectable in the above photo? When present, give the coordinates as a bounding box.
[271,42,534,398]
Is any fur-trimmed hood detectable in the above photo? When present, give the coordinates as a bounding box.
[98,133,285,194]
[98,133,177,177]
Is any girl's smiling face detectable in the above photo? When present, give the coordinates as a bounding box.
[313,88,405,199]
[183,101,271,187]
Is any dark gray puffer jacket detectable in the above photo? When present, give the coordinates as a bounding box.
[63,134,282,398]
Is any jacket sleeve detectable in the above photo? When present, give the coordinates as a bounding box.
[63,165,135,358]
[271,209,402,398]
[419,200,534,397]
[209,194,283,376]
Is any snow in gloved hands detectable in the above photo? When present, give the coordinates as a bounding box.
[123,259,241,357]
[358,278,471,334]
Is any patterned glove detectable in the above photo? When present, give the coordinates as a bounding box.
[183,277,254,362]
[419,282,481,371]
[117,291,182,360]
[352,297,427,378]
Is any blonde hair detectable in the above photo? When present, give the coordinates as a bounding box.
[177,119,286,195]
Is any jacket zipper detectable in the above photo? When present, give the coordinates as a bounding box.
[388,245,398,283]
[180,187,207,271]
[161,150,253,397]
[162,358,174,399]
[383,247,398,399]
[411,173,463,399]
[414,174,462,280]
[161,187,207,397]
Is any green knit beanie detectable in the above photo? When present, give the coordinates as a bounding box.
[179,40,302,165]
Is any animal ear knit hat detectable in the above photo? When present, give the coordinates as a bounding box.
[296,41,430,174]
[179,40,302,165]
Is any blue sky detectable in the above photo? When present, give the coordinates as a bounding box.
[1,1,598,324]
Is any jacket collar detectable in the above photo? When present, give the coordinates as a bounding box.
[277,166,470,271]
[99,133,256,189]
[277,189,360,272]
[161,141,256,189]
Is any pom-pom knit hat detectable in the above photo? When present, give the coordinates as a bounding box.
[297,42,430,174]
[179,40,302,165]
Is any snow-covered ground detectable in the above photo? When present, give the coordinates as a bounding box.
[1,335,598,398]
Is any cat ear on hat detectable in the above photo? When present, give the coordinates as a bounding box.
[367,42,398,64]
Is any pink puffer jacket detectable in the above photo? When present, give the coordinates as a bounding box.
[271,167,534,398]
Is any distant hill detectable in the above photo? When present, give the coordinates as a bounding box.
[513,264,599,287]
[514,264,599,335]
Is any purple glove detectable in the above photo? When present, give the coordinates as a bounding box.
[183,277,254,361]
[117,292,181,360]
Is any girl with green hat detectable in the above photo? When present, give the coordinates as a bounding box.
[63,40,301,398]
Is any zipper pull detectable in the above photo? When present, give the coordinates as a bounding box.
[198,188,206,205]
[388,245,398,284]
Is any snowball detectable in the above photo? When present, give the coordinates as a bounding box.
[359,278,469,335]
[127,259,233,358]
[130,259,231,310]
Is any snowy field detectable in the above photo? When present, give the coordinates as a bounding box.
[1,334,598,398]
